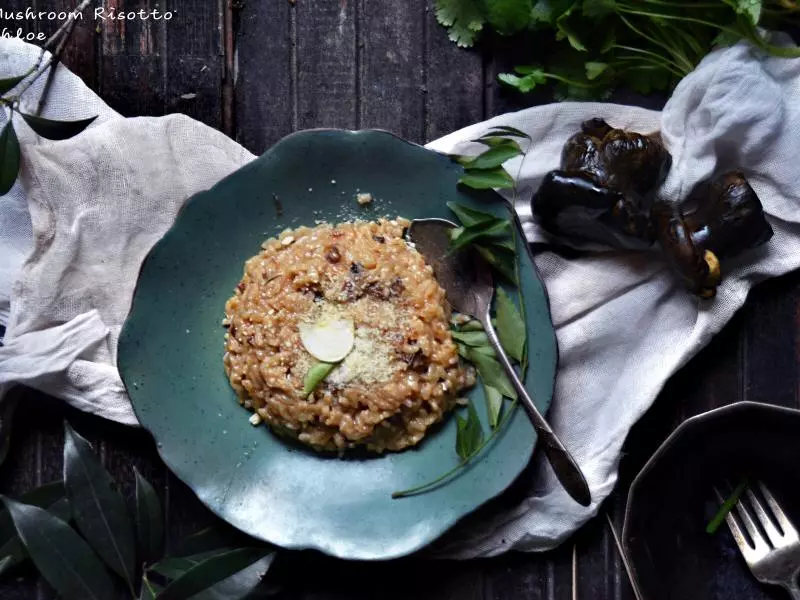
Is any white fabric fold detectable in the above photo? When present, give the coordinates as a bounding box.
[2,37,799,556]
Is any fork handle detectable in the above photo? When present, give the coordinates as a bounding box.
[785,582,800,600]
[480,309,591,507]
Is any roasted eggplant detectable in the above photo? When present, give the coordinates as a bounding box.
[531,119,773,298]
[533,118,671,249]
[654,172,772,297]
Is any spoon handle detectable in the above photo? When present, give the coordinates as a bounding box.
[481,311,592,507]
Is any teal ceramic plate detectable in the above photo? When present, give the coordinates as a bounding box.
[117,130,557,560]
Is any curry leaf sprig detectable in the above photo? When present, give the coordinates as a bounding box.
[0,0,98,196]
[437,0,800,99]
[392,203,528,498]
[0,422,275,599]
[454,125,529,192]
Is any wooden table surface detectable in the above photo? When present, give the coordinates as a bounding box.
[2,2,799,599]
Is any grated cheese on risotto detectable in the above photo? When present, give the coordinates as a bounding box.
[222,218,474,453]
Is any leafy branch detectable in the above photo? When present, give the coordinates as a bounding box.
[0,422,275,599]
[0,0,98,196]
[435,0,800,99]
[393,203,528,498]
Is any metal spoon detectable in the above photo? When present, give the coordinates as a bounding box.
[408,218,591,507]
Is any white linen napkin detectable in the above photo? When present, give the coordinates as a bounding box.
[2,36,800,557]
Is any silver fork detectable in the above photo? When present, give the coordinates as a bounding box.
[717,482,800,598]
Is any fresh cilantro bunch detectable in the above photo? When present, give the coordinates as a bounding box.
[436,0,800,98]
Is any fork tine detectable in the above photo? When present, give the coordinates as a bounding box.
[734,495,770,551]
[715,488,766,562]
[744,488,784,548]
[758,482,799,540]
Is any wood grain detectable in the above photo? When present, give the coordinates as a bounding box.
[295,0,357,130]
[358,0,426,142]
[233,0,293,154]
[3,1,800,599]
[98,0,167,116]
[164,0,223,128]
[423,0,484,141]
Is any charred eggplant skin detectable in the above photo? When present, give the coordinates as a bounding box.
[561,118,672,198]
[531,119,773,298]
[533,118,669,249]
[533,171,654,249]
[682,172,773,259]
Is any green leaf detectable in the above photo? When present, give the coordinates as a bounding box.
[457,319,485,332]
[495,288,526,362]
[475,245,518,285]
[435,0,485,47]
[20,113,97,141]
[63,422,137,590]
[457,144,522,170]
[171,526,254,558]
[134,467,164,563]
[303,361,337,396]
[473,136,523,152]
[466,348,517,400]
[0,496,70,574]
[486,125,531,139]
[150,550,228,579]
[582,0,617,18]
[457,342,495,359]
[531,0,574,24]
[0,496,115,600]
[0,119,21,195]
[498,70,547,93]
[713,29,742,48]
[731,0,762,25]
[556,5,587,51]
[0,74,28,96]
[458,167,515,190]
[455,402,484,461]
[190,553,276,600]
[450,218,512,250]
[485,0,533,35]
[484,384,504,429]
[0,481,66,541]
[155,547,273,600]
[446,201,498,227]
[451,330,491,347]
[585,61,608,80]
[139,574,163,600]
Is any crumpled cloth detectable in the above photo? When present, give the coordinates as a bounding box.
[2,36,800,558]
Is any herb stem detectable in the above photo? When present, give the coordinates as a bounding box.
[707,479,748,534]
[392,397,520,498]
[617,15,695,74]
[612,45,686,75]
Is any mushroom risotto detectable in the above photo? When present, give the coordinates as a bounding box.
[223,218,474,453]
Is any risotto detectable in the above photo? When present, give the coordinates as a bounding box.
[222,218,474,453]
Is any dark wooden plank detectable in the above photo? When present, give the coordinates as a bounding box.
[742,272,800,409]
[234,0,293,154]
[98,0,167,117]
[423,1,484,141]
[35,0,99,93]
[358,0,426,142]
[484,553,547,600]
[295,0,356,130]
[164,0,223,129]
